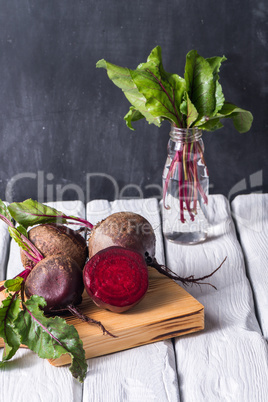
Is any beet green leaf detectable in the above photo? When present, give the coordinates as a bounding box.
[0,200,14,229]
[124,107,145,129]
[217,102,253,133]
[97,45,253,133]
[8,198,93,230]
[184,50,225,119]
[7,226,43,264]
[0,293,21,364]
[130,46,186,127]
[197,102,253,133]
[206,55,226,115]
[96,59,162,129]
[0,276,87,381]
[180,92,199,128]
[4,277,24,292]
[8,199,68,229]
[15,295,87,382]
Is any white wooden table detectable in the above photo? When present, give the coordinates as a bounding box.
[1,194,268,402]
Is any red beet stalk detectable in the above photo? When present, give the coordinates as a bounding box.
[163,139,208,223]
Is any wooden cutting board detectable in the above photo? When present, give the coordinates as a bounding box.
[0,267,204,366]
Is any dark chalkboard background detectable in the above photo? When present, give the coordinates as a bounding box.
[0,0,267,205]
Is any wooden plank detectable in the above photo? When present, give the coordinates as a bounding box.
[231,194,268,339]
[164,194,268,402]
[0,267,204,364]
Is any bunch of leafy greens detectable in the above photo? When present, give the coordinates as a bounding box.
[0,200,87,382]
[96,46,253,133]
[97,46,253,224]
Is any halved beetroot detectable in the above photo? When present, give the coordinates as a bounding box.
[83,246,149,313]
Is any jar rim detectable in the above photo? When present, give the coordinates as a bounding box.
[169,125,203,141]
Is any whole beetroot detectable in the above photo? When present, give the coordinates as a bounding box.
[21,223,88,270]
[25,254,84,313]
[88,212,156,260]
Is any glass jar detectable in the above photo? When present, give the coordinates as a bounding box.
[162,125,209,244]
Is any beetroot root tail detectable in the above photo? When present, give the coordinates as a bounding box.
[147,256,227,290]
[67,304,117,338]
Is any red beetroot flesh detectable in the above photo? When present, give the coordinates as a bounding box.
[83,246,148,313]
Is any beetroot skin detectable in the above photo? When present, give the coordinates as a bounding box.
[25,255,84,313]
[88,212,156,261]
[21,223,88,269]
[83,246,149,313]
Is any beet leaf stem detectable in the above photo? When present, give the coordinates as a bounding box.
[163,151,179,209]
[162,138,208,224]
[178,151,185,223]
[61,215,93,230]
[22,302,65,346]
[0,213,43,262]
[30,214,94,229]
